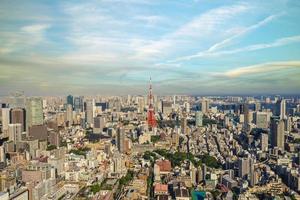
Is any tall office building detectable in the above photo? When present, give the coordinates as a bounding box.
[284,116,292,132]
[181,115,187,134]
[254,112,268,129]
[74,96,84,112]
[249,157,255,187]
[0,146,5,162]
[0,108,10,133]
[260,133,268,152]
[243,103,250,126]
[8,123,22,144]
[195,111,203,127]
[201,99,209,114]
[270,117,285,150]
[10,108,26,132]
[117,127,125,153]
[238,157,249,179]
[93,116,105,134]
[66,95,74,108]
[66,104,73,126]
[26,97,43,128]
[85,99,94,126]
[275,99,286,119]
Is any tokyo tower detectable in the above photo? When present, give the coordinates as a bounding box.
[147,77,157,128]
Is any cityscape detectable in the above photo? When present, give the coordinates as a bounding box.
[1,0,300,200]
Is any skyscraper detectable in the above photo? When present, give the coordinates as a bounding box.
[243,103,250,128]
[93,116,105,134]
[8,123,22,144]
[66,104,73,126]
[249,157,255,187]
[181,115,187,134]
[74,96,84,112]
[85,99,94,127]
[26,97,43,128]
[0,108,10,133]
[10,108,26,132]
[270,117,285,150]
[238,157,249,179]
[195,111,203,127]
[254,112,268,129]
[260,133,268,152]
[201,98,209,114]
[275,99,286,119]
[117,127,125,153]
[67,95,74,108]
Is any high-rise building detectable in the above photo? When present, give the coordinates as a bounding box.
[260,133,268,152]
[238,157,249,179]
[195,111,203,127]
[66,95,74,108]
[201,99,209,114]
[93,116,105,134]
[181,115,187,134]
[74,96,84,112]
[26,97,43,128]
[0,108,10,133]
[8,123,22,144]
[254,112,268,129]
[10,108,26,132]
[275,99,286,119]
[117,127,125,153]
[136,97,145,113]
[85,99,94,126]
[0,146,5,162]
[270,117,285,150]
[249,157,255,187]
[66,104,73,126]
[284,116,292,132]
[243,103,250,127]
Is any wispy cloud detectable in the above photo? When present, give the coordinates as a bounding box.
[134,3,250,60]
[0,24,50,55]
[171,35,300,61]
[207,14,280,52]
[215,61,300,78]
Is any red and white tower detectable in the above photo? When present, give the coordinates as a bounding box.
[147,77,157,128]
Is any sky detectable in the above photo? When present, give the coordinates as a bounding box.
[0,0,300,96]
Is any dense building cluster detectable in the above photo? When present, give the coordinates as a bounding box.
[0,91,300,200]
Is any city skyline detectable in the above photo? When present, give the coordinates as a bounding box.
[1,0,300,95]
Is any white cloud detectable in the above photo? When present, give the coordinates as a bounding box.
[172,34,300,61]
[133,3,250,60]
[21,24,50,33]
[216,61,300,78]
[0,24,50,55]
[207,14,280,52]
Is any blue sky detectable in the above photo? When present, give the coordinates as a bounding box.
[0,0,300,95]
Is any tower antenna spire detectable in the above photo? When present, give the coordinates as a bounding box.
[147,77,156,128]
